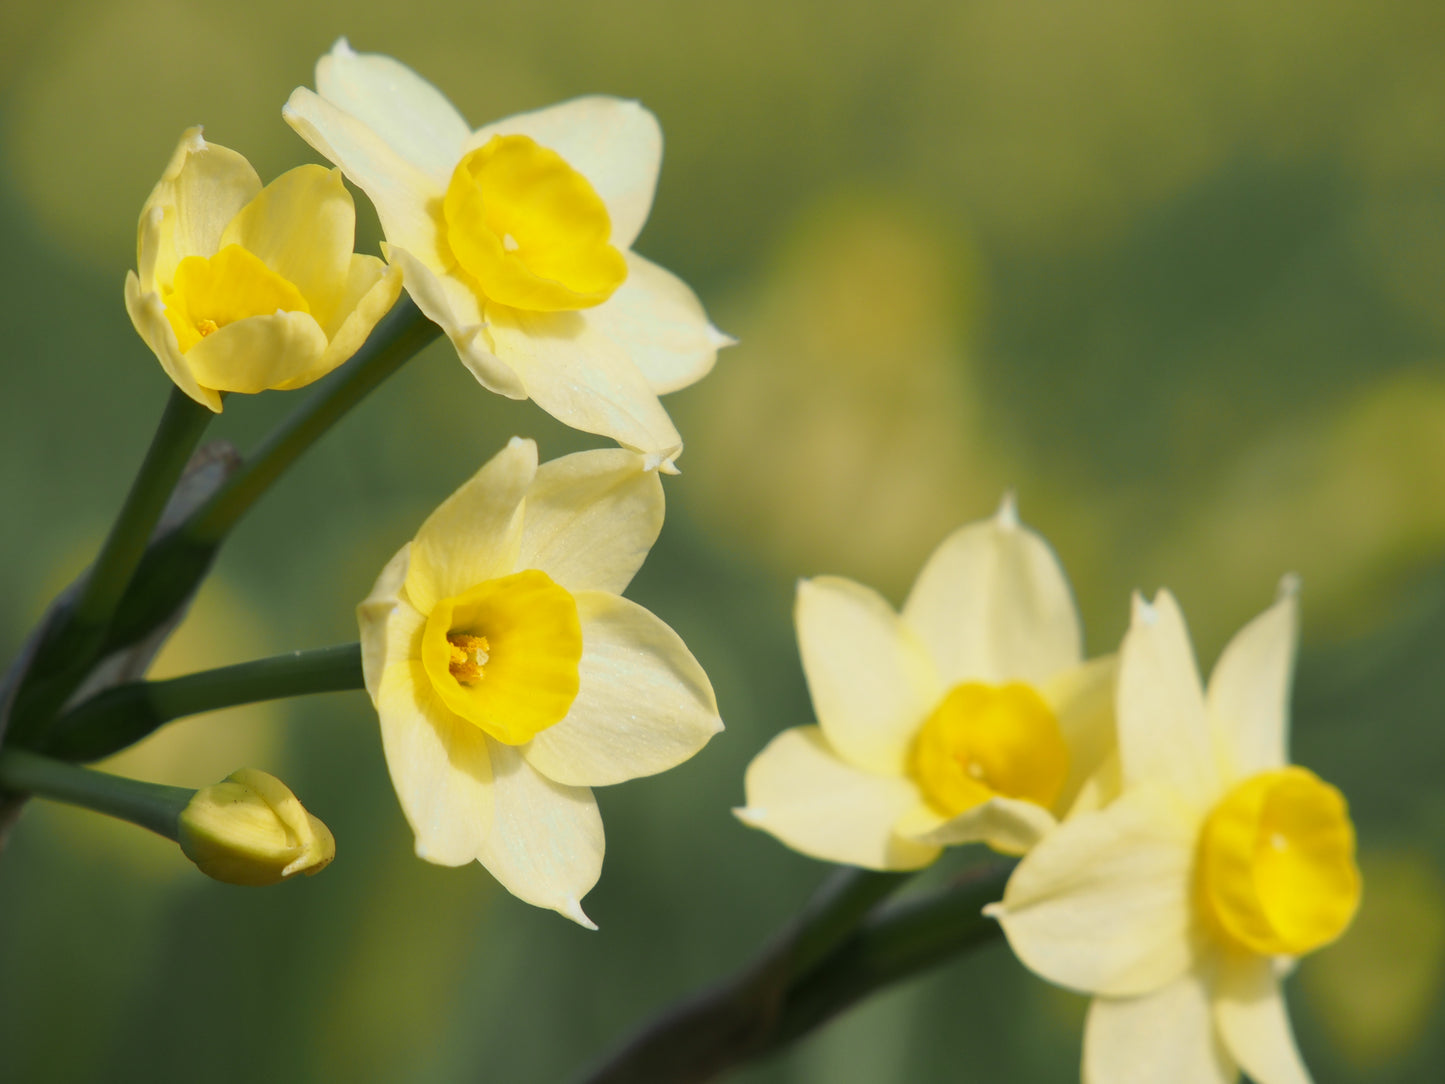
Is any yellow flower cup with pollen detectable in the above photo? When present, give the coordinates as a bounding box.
[358,438,722,926]
[990,584,1361,1084]
[284,40,733,466]
[125,128,402,411]
[737,497,1119,870]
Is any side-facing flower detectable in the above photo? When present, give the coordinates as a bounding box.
[125,128,402,411]
[357,438,722,926]
[736,498,1117,869]
[988,583,1360,1084]
[284,40,731,469]
[178,768,335,886]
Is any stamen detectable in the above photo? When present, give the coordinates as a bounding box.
[197,318,219,337]
[447,633,490,683]
[502,233,520,252]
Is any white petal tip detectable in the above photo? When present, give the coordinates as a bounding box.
[1277,572,1301,600]
[733,806,764,826]
[560,898,598,930]
[709,715,726,735]
[182,127,207,152]
[332,37,355,56]
[1131,592,1158,626]
[708,325,739,349]
[981,902,1005,921]
[995,491,1020,530]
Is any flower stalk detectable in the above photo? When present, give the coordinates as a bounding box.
[0,748,190,839]
[41,643,364,762]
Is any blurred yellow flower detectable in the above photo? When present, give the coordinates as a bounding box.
[357,438,722,926]
[737,499,1116,868]
[284,40,730,469]
[990,584,1360,1084]
[178,768,335,886]
[124,128,402,411]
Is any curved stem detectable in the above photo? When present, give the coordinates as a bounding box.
[41,643,364,762]
[0,749,190,840]
[186,296,439,545]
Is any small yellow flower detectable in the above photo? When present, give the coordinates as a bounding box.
[736,498,1117,869]
[988,583,1360,1084]
[178,768,335,886]
[284,40,732,469]
[125,127,402,411]
[358,438,722,926]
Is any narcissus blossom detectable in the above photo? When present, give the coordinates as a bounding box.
[125,128,402,411]
[178,768,335,886]
[358,438,722,925]
[989,584,1360,1084]
[737,499,1117,869]
[284,40,731,469]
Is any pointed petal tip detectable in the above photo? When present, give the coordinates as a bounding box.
[332,36,355,57]
[708,324,738,349]
[733,806,764,826]
[981,901,1005,921]
[1131,591,1159,626]
[560,898,598,930]
[995,490,1020,530]
[1277,572,1301,600]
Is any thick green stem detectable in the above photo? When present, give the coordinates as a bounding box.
[0,749,190,840]
[186,296,439,545]
[41,643,364,762]
[577,861,1012,1084]
[4,388,213,742]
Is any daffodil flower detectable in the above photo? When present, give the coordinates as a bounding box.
[357,438,722,925]
[284,40,731,470]
[736,499,1117,869]
[988,584,1360,1084]
[125,128,402,411]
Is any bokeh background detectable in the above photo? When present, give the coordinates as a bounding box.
[3,0,1445,1080]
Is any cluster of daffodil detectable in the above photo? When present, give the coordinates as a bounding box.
[737,502,1361,1084]
[0,38,1360,1084]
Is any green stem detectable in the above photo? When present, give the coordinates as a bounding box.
[576,868,911,1084]
[185,295,438,545]
[41,643,364,762]
[0,749,190,840]
[4,388,212,743]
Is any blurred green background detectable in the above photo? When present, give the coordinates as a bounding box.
[3,0,1445,1080]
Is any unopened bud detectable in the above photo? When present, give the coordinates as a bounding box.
[178,769,334,885]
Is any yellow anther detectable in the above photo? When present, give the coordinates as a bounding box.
[197,318,219,337]
[447,633,490,683]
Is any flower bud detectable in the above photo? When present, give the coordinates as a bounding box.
[178,769,334,886]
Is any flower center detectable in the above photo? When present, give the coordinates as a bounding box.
[441,134,628,312]
[420,569,583,745]
[1198,766,1361,957]
[908,682,1070,818]
[162,244,310,352]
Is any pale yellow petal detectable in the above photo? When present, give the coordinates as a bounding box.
[905,795,1057,855]
[737,726,940,871]
[182,311,330,394]
[902,500,1083,687]
[383,243,525,398]
[477,740,603,928]
[586,252,729,394]
[796,576,940,775]
[142,127,261,290]
[513,449,663,595]
[989,783,1202,997]
[1207,579,1299,784]
[486,303,683,466]
[357,543,423,699]
[1214,952,1313,1084]
[314,39,471,184]
[467,96,661,250]
[124,271,222,411]
[377,660,493,866]
[1119,591,1220,810]
[299,256,403,385]
[283,87,448,267]
[220,164,354,326]
[1083,970,1238,1084]
[1044,655,1119,815]
[523,592,721,786]
[406,437,535,613]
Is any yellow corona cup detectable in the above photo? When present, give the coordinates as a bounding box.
[285,40,732,468]
[125,128,402,411]
[736,498,1118,869]
[990,583,1361,1084]
[178,769,335,886]
[357,438,722,926]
